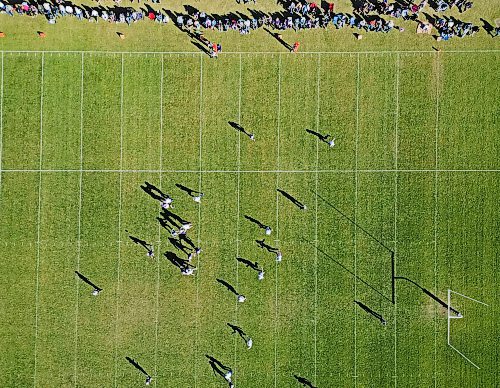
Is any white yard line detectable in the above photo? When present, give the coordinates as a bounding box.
[193,52,203,388]
[153,54,164,388]
[73,51,85,388]
[393,53,400,388]
[274,52,282,388]
[313,53,320,385]
[2,50,499,55]
[353,52,360,388]
[33,52,44,388]
[433,51,441,388]
[2,168,499,174]
[113,53,125,388]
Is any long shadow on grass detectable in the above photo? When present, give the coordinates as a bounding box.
[308,242,392,304]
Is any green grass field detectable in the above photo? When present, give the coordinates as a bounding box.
[0,50,498,388]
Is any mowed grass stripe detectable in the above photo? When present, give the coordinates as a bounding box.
[317,173,356,387]
[116,55,162,385]
[239,54,279,172]
[355,172,395,386]
[156,173,199,387]
[279,56,317,171]
[197,174,239,387]
[201,56,239,171]
[1,53,42,169]
[41,53,82,170]
[0,173,39,387]
[237,173,278,386]
[82,54,121,170]
[162,54,201,171]
[276,173,316,387]
[115,173,160,386]
[395,172,436,386]
[122,55,162,171]
[77,173,120,387]
[317,54,358,171]
[357,54,397,170]
[36,173,80,387]
[397,53,437,170]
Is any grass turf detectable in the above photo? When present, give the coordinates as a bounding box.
[0,51,498,388]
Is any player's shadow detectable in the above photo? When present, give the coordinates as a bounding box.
[216,278,238,295]
[263,27,292,50]
[293,374,316,388]
[256,238,278,253]
[277,188,306,210]
[141,181,165,201]
[125,356,149,376]
[236,256,259,270]
[175,183,198,197]
[480,18,495,36]
[244,214,266,229]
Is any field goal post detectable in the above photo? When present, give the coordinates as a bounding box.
[447,289,489,369]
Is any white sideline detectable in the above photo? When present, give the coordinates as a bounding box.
[1,168,498,173]
[2,50,500,55]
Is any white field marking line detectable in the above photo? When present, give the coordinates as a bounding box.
[446,289,488,369]
[448,290,488,306]
[313,53,320,385]
[393,52,400,388]
[193,52,203,388]
[113,53,125,388]
[448,344,481,369]
[73,51,85,388]
[433,52,441,388]
[3,168,500,174]
[3,50,500,55]
[233,52,243,377]
[274,52,282,388]
[445,289,481,369]
[33,51,44,388]
[153,53,164,388]
[353,52,360,388]
[0,52,3,194]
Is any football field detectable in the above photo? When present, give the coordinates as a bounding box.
[0,50,498,387]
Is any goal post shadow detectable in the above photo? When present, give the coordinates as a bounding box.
[447,289,489,369]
